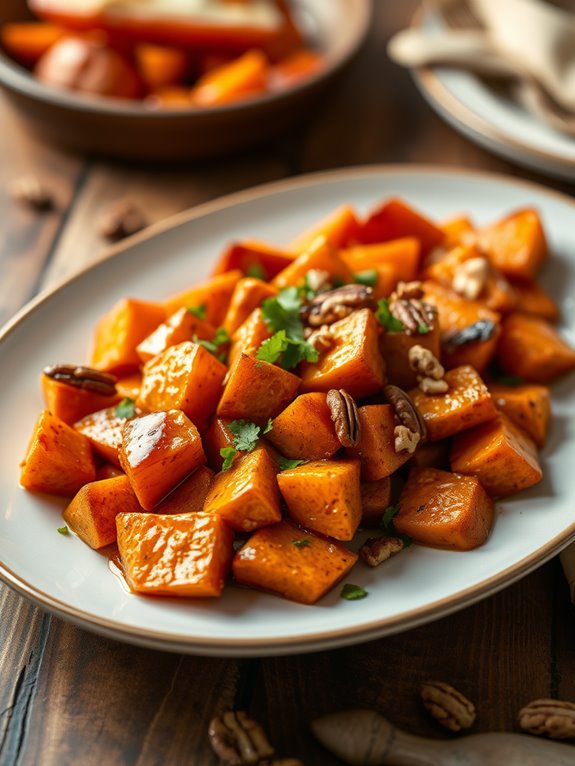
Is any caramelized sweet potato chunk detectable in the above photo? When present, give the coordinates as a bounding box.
[497,314,575,383]
[136,307,216,363]
[75,403,141,466]
[439,215,475,249]
[156,465,214,515]
[272,236,353,290]
[477,208,548,280]
[227,308,272,369]
[232,520,358,604]
[289,204,360,254]
[395,467,494,551]
[340,237,421,283]
[267,393,340,461]
[488,384,551,447]
[212,239,295,279]
[346,404,412,481]
[509,279,559,322]
[358,198,444,255]
[222,277,277,334]
[1,22,67,66]
[41,373,120,425]
[360,477,392,526]
[381,322,441,389]
[203,417,235,471]
[163,270,242,327]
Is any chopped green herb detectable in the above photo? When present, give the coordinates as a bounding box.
[417,322,431,334]
[115,397,136,419]
[340,583,368,601]
[380,505,412,546]
[278,457,305,471]
[375,298,404,333]
[354,269,378,287]
[188,304,207,319]
[261,287,304,340]
[496,375,524,387]
[263,418,273,435]
[194,327,230,359]
[332,276,346,289]
[256,329,289,365]
[57,525,69,536]
[246,262,267,280]
[256,330,318,370]
[292,538,311,549]
[229,420,261,452]
[220,447,237,471]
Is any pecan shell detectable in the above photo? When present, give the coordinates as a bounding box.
[518,699,575,739]
[443,319,498,353]
[304,284,376,327]
[326,388,361,447]
[383,384,427,443]
[43,364,117,396]
[208,711,275,765]
[389,298,436,335]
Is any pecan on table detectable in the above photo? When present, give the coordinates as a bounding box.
[518,699,575,739]
[383,384,427,445]
[43,364,117,396]
[420,681,476,732]
[97,200,147,241]
[388,298,436,336]
[303,284,376,327]
[208,711,275,765]
[326,388,361,447]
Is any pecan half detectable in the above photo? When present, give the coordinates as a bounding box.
[392,280,424,300]
[518,699,575,739]
[209,711,275,765]
[327,389,361,447]
[421,681,476,732]
[389,298,436,335]
[97,200,147,241]
[43,364,117,396]
[304,285,376,327]
[360,536,404,567]
[383,384,427,444]
[443,319,498,354]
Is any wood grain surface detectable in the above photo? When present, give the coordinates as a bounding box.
[1,2,574,765]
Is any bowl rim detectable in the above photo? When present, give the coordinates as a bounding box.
[0,0,373,119]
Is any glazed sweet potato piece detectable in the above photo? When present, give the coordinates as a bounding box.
[190,50,269,107]
[156,465,214,515]
[135,44,189,89]
[163,270,242,327]
[41,372,120,425]
[360,477,392,526]
[232,520,358,604]
[509,279,559,322]
[394,467,494,551]
[497,314,575,383]
[222,277,277,334]
[212,239,295,279]
[116,512,233,598]
[115,372,142,400]
[20,410,96,496]
[358,198,444,255]
[488,384,551,447]
[439,215,475,249]
[217,353,301,425]
[278,459,362,541]
[409,440,450,471]
[301,309,385,398]
[203,447,281,532]
[90,298,166,374]
[272,236,354,290]
[477,208,548,280]
[451,413,543,497]
[381,320,441,389]
[289,204,360,254]
[119,410,206,510]
[409,366,497,441]
[203,418,235,471]
[63,474,143,549]
[75,403,141,466]
[138,341,227,431]
[227,308,272,369]
[136,307,216,363]
[346,404,411,481]
[340,237,421,283]
[267,393,341,461]
[1,22,68,66]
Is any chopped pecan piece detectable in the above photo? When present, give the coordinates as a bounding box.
[394,424,420,454]
[304,284,376,327]
[408,345,445,381]
[360,535,404,567]
[419,377,449,395]
[451,256,490,300]
[383,384,427,444]
[209,711,275,765]
[389,298,436,335]
[43,364,117,396]
[327,388,361,447]
[306,325,334,353]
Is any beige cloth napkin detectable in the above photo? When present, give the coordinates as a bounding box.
[388,0,575,136]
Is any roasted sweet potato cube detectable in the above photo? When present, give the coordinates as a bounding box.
[135,43,189,89]
[41,373,120,425]
[1,22,68,66]
[136,307,216,363]
[477,208,548,280]
[90,298,166,374]
[451,413,543,497]
[190,50,269,107]
[203,417,235,471]
[488,384,551,447]
[212,239,295,279]
[20,410,96,496]
[232,520,358,604]
[409,366,497,441]
[217,353,300,425]
[301,309,385,398]
[381,322,441,389]
[115,372,142,400]
[409,440,450,470]
[228,308,272,369]
[119,410,206,510]
[203,447,281,532]
[509,279,559,322]
[439,215,475,249]
[267,393,341,461]
[222,277,277,334]
[96,463,125,480]
[340,237,421,283]
[63,474,143,549]
[346,404,411,481]
[497,314,575,383]
[394,467,494,550]
[156,465,214,515]
[75,402,143,466]
[163,269,242,327]
[289,204,360,254]
[138,341,227,431]
[277,459,361,541]
[273,235,354,290]
[360,477,392,526]
[358,197,444,255]
[116,512,233,597]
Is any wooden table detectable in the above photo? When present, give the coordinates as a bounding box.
[1,3,575,764]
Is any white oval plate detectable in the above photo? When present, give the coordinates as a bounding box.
[412,9,575,181]
[2,166,575,657]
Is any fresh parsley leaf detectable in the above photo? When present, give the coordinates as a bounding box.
[229,420,261,452]
[496,375,524,387]
[375,298,404,333]
[115,397,136,419]
[57,525,69,536]
[263,419,273,435]
[292,538,311,549]
[278,457,305,471]
[380,505,412,546]
[194,327,230,358]
[246,262,267,280]
[340,583,368,601]
[261,287,305,341]
[256,330,289,364]
[354,269,378,287]
[417,323,431,334]
[188,304,207,319]
[256,330,318,370]
[220,447,237,471]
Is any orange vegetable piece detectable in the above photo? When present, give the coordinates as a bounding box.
[395,467,494,551]
[96,463,124,480]
[190,49,269,107]
[340,237,421,283]
[381,322,441,389]
[228,308,272,369]
[138,341,227,431]
[232,520,358,605]
[211,239,295,279]
[20,410,96,496]
[510,279,559,322]
[1,22,67,67]
[272,236,354,290]
[119,410,206,510]
[267,393,340,461]
[163,270,242,327]
[289,204,361,254]
[360,477,392,526]
[146,86,192,108]
[269,48,323,89]
[135,44,189,89]
[439,215,475,249]
[63,474,142,549]
[409,366,497,441]
[301,309,385,398]
[497,313,575,383]
[451,413,543,497]
[136,306,216,363]
[203,418,235,472]
[222,277,277,334]
[156,465,214,515]
[41,373,120,425]
[90,298,165,375]
[358,198,444,255]
[217,353,301,425]
[115,372,142,400]
[116,512,233,598]
[477,208,548,280]
[277,459,361,541]
[346,404,411,481]
[488,384,551,447]
[409,440,450,471]
[75,403,141,466]
[204,447,281,532]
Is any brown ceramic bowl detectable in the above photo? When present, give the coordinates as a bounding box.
[0,0,372,160]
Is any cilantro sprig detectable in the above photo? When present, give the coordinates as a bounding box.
[257,330,318,369]
[246,263,267,280]
[57,525,69,536]
[194,327,230,363]
[220,418,273,470]
[340,583,368,601]
[258,287,319,369]
[278,456,305,471]
[375,298,404,332]
[380,505,412,546]
[292,538,311,549]
[115,397,136,419]
[188,304,207,319]
[354,269,378,288]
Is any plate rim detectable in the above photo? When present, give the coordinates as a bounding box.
[3,162,575,656]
